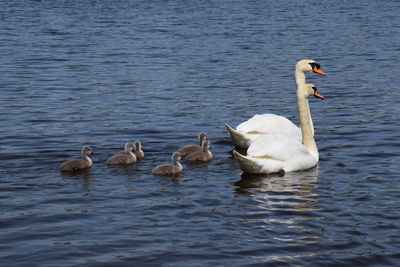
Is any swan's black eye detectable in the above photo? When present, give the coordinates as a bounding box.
[309,62,321,69]
[312,86,317,92]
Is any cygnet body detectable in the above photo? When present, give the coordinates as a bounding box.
[177,132,207,157]
[185,141,212,162]
[152,152,182,176]
[107,142,136,165]
[60,146,93,172]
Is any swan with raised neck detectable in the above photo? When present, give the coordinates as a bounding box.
[297,84,324,161]
[232,83,324,174]
[226,59,325,149]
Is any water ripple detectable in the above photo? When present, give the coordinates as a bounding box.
[1,0,400,266]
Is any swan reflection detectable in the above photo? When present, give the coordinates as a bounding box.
[235,167,318,197]
[234,167,321,245]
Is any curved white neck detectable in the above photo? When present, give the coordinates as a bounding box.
[297,92,319,161]
[295,68,306,88]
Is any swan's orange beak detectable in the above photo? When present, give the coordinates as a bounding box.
[313,66,326,75]
[314,91,324,99]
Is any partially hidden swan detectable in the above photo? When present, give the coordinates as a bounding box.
[226,59,325,149]
[233,83,324,174]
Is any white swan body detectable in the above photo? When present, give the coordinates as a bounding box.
[227,114,301,148]
[233,83,324,174]
[233,135,316,174]
[226,59,325,149]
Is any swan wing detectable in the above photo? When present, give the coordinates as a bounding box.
[236,114,301,139]
[247,134,317,172]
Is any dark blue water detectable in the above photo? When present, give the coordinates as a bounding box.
[1,1,400,266]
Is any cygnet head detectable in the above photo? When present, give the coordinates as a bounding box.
[133,140,144,158]
[124,142,135,153]
[296,59,326,75]
[301,83,324,100]
[134,140,142,151]
[198,132,207,145]
[202,140,210,152]
[172,152,182,163]
[82,146,93,156]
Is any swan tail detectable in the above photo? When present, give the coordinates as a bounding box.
[232,150,264,174]
[225,124,250,149]
[232,150,285,175]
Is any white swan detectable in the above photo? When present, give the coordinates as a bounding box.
[226,59,325,149]
[233,83,324,174]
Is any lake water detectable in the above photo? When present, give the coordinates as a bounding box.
[1,0,400,266]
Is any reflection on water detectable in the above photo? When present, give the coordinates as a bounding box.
[234,167,318,202]
[106,163,137,171]
[234,168,321,249]
[155,175,182,185]
[1,0,400,265]
[60,168,93,181]
[185,160,212,168]
[60,169,93,191]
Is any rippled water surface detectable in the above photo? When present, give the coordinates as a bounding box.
[1,1,400,266]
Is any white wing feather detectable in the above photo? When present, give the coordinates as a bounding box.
[245,134,317,173]
[236,114,301,140]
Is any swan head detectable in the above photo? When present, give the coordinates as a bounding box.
[296,59,326,75]
[302,83,324,100]
[82,146,93,156]
[124,142,135,152]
